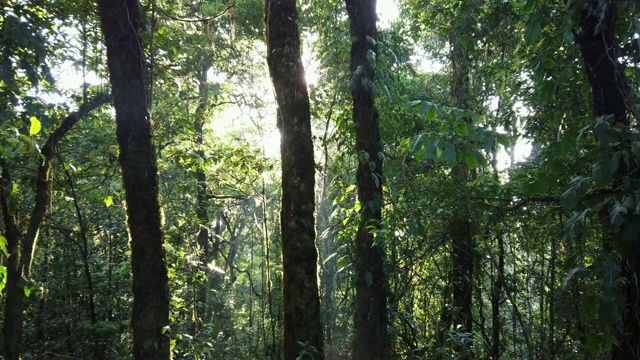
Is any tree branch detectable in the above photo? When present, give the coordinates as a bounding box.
[158,4,234,23]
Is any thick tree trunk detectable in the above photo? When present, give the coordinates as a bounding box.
[97,1,170,359]
[575,2,635,126]
[574,2,639,358]
[265,0,324,358]
[573,2,639,358]
[344,0,390,358]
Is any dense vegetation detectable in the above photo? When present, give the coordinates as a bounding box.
[0,0,639,359]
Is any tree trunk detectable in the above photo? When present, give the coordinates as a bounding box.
[573,2,639,358]
[195,63,212,331]
[97,1,170,358]
[265,0,324,359]
[344,0,390,358]
[442,15,476,360]
[1,163,24,360]
[491,232,505,359]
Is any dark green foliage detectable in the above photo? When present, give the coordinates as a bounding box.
[1,0,639,359]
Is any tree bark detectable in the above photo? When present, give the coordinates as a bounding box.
[438,14,476,360]
[97,1,170,358]
[344,0,390,358]
[195,63,212,331]
[573,2,639,358]
[265,0,324,358]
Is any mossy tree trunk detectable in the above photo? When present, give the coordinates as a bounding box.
[344,0,390,358]
[574,1,640,358]
[97,0,170,358]
[265,0,324,358]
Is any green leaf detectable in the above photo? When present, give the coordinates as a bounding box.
[523,0,543,13]
[524,18,542,45]
[365,271,373,287]
[454,124,468,136]
[420,101,439,120]
[366,49,377,70]
[0,235,8,257]
[561,188,577,211]
[464,152,477,168]
[564,209,590,238]
[104,196,113,208]
[424,139,439,158]
[24,286,31,297]
[29,117,41,136]
[562,266,591,288]
[444,144,456,165]
[592,158,618,186]
[610,202,628,228]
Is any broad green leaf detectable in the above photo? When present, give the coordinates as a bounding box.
[444,144,456,165]
[610,202,627,228]
[523,0,543,13]
[561,188,577,211]
[525,20,542,46]
[104,196,113,207]
[424,139,439,158]
[455,124,468,136]
[24,286,31,297]
[592,158,618,185]
[404,100,422,109]
[410,135,423,152]
[29,117,41,135]
[0,235,8,257]
[366,49,377,70]
[564,209,590,238]
[562,266,591,288]
[465,152,477,168]
[426,105,438,120]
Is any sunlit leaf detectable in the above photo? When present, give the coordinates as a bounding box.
[29,117,41,135]
[0,235,8,257]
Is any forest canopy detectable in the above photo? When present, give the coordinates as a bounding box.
[0,0,639,359]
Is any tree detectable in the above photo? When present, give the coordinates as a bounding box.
[344,0,390,358]
[1,94,110,360]
[97,0,170,358]
[572,0,640,357]
[265,0,324,358]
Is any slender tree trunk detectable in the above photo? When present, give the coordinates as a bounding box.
[59,158,98,324]
[195,63,212,331]
[344,0,390,358]
[444,15,476,360]
[265,0,324,358]
[1,163,23,360]
[490,232,504,359]
[318,142,336,357]
[573,2,639,358]
[97,1,170,358]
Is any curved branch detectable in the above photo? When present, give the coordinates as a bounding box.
[22,92,112,277]
[158,4,234,23]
